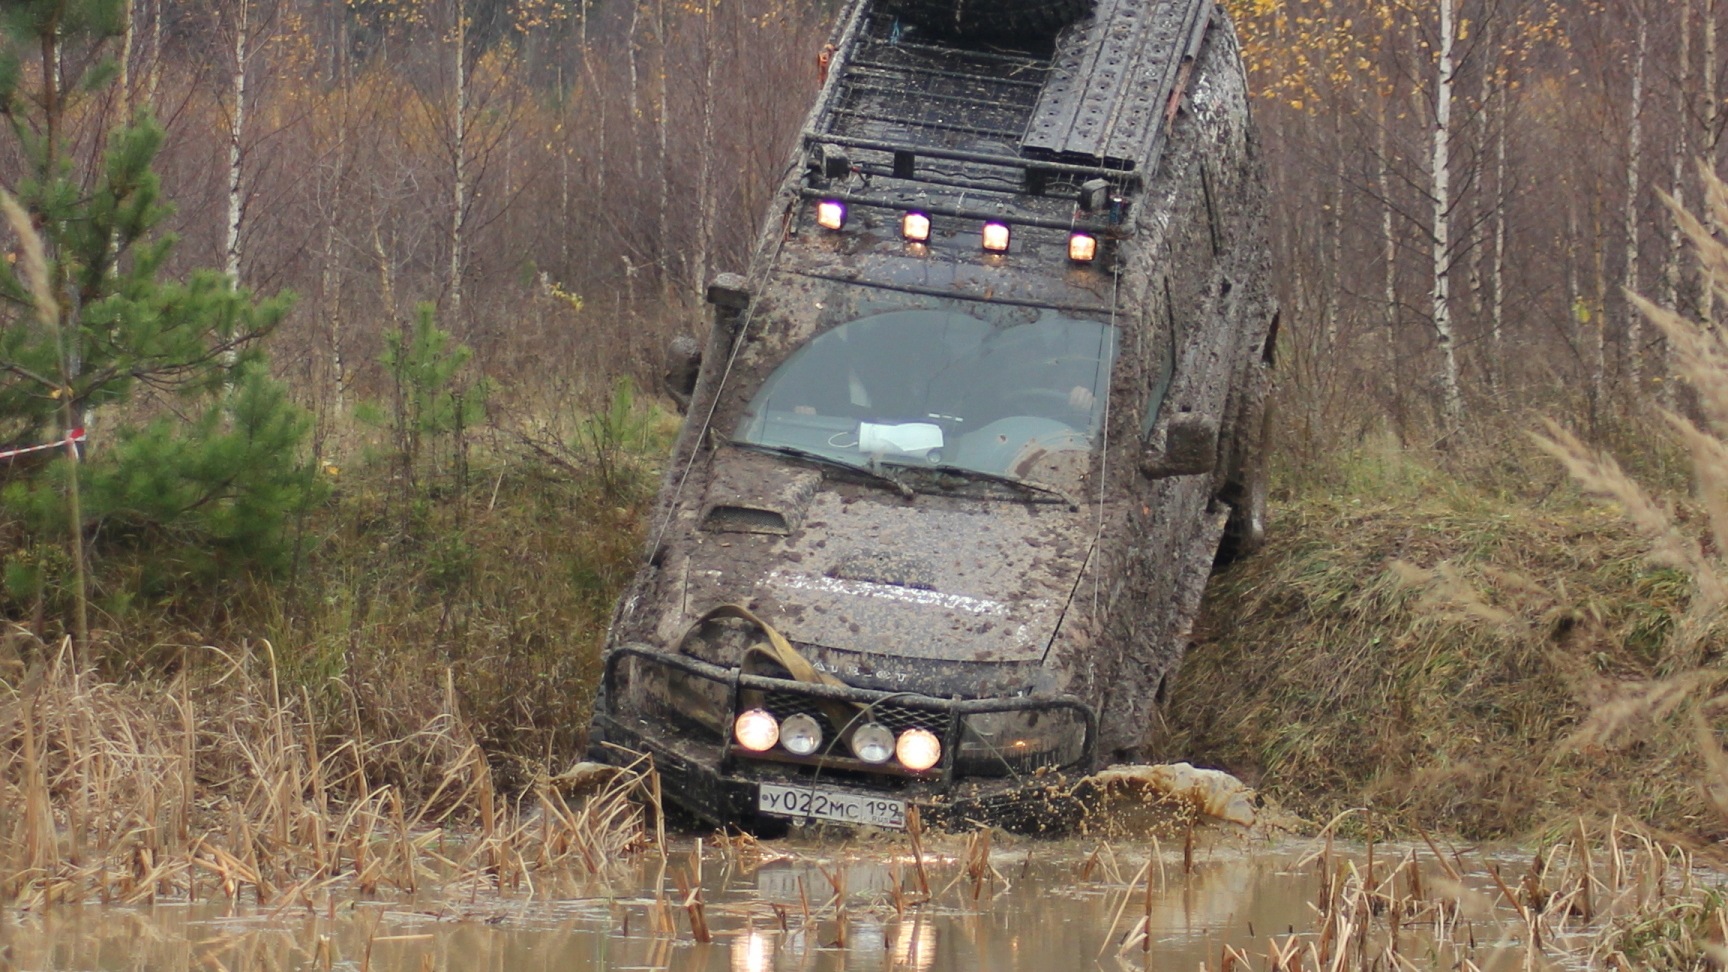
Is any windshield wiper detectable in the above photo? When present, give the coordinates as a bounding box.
[731,441,914,498]
[884,461,1080,510]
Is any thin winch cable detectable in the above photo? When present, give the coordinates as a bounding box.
[1092,264,1121,620]
[647,194,797,560]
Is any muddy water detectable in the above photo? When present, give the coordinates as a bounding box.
[0,839,1526,971]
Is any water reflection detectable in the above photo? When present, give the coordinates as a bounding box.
[731,928,774,972]
[0,841,1532,971]
[890,918,937,971]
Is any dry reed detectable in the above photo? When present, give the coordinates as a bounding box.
[0,629,658,908]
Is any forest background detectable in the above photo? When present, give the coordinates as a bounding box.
[1,0,1722,840]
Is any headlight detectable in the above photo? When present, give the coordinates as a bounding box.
[734,709,780,752]
[780,713,824,756]
[1068,232,1098,262]
[981,221,1011,253]
[896,728,942,771]
[954,707,1087,777]
[849,723,895,763]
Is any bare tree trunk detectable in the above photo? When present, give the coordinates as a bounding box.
[1469,31,1492,339]
[1565,192,1586,398]
[559,64,571,272]
[1705,0,1719,327]
[1622,9,1648,394]
[1490,81,1507,391]
[225,0,249,286]
[656,0,673,301]
[1431,0,1464,433]
[693,0,719,301]
[579,0,606,212]
[1323,101,1342,356]
[324,126,348,419]
[448,0,469,325]
[628,0,644,185]
[1378,96,1403,437]
[145,0,161,105]
[1593,207,1609,418]
[1667,1,1694,321]
[374,224,399,330]
[120,0,133,113]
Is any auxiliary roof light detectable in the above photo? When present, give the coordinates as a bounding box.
[734,709,780,752]
[902,211,932,243]
[1068,232,1099,263]
[780,713,824,757]
[816,199,848,231]
[850,723,896,763]
[896,728,942,771]
[981,221,1012,253]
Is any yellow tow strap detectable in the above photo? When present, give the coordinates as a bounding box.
[684,603,864,736]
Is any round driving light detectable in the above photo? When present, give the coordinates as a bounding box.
[849,723,895,763]
[816,199,847,231]
[902,211,932,242]
[896,728,942,771]
[1068,232,1098,262]
[981,221,1011,252]
[780,713,824,756]
[734,709,779,752]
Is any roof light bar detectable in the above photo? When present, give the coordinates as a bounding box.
[816,199,847,231]
[902,211,932,243]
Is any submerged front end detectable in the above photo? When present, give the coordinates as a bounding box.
[592,631,1098,831]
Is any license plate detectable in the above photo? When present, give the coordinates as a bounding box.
[758,783,907,829]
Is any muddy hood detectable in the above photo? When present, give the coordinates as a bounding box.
[682,486,1095,668]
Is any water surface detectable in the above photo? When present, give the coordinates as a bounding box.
[0,836,1558,971]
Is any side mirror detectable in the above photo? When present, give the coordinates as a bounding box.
[663,273,752,414]
[1140,411,1218,479]
[662,334,702,413]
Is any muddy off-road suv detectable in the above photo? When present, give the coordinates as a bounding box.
[587,0,1276,831]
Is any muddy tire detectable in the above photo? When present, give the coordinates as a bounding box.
[882,0,1096,43]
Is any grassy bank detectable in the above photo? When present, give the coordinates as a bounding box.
[1160,427,1726,840]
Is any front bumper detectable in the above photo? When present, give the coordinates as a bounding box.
[588,644,1098,833]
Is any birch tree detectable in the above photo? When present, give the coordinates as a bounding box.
[1430,0,1464,432]
[224,0,251,286]
[1622,5,1649,392]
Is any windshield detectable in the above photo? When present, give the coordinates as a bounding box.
[736,309,1117,488]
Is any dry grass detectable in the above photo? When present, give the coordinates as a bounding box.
[0,629,659,908]
[1158,463,1705,836]
[1164,166,1728,844]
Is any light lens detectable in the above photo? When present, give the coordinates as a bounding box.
[955,707,1089,777]
[902,211,932,242]
[780,713,824,756]
[734,709,780,752]
[1069,233,1098,262]
[850,723,895,763]
[981,221,1011,252]
[896,728,942,771]
[817,200,847,230]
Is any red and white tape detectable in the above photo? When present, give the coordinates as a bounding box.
[0,427,86,463]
